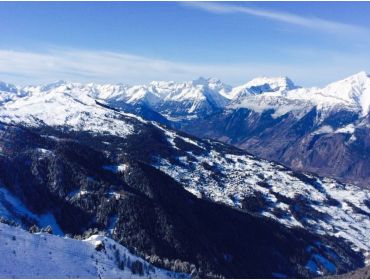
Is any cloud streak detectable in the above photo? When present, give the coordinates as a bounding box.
[183,2,368,35]
[0,48,252,85]
[0,47,368,87]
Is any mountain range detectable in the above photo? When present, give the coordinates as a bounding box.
[4,71,365,187]
[0,72,369,278]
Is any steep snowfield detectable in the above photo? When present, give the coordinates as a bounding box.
[153,131,370,255]
[0,223,185,278]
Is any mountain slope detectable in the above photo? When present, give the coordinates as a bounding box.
[180,106,370,187]
[1,120,366,278]
[0,76,369,277]
[0,222,185,278]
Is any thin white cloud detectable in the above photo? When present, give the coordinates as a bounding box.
[0,48,252,85]
[0,48,368,87]
[183,2,368,35]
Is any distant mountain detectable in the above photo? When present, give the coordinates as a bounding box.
[228,72,370,117]
[0,82,369,277]
[230,76,298,99]
[92,77,231,121]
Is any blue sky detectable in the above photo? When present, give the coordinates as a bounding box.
[0,1,370,86]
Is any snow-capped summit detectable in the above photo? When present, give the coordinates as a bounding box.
[0,82,135,136]
[152,78,230,118]
[319,71,370,115]
[230,76,298,99]
[345,71,369,80]
[244,76,297,92]
[191,77,231,91]
[193,77,232,99]
[229,72,370,117]
[162,77,230,103]
[92,83,129,100]
[191,76,211,86]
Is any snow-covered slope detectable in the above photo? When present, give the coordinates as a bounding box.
[0,222,185,278]
[316,71,370,115]
[0,83,135,137]
[0,186,64,235]
[152,132,370,255]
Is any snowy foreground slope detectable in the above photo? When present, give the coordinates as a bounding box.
[0,223,185,278]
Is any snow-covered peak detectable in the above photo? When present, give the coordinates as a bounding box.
[191,77,231,93]
[344,71,369,81]
[230,76,297,100]
[191,77,223,87]
[123,85,163,105]
[244,76,297,92]
[157,78,230,111]
[319,71,370,115]
[229,72,370,117]
[0,83,135,136]
[324,71,369,91]
[93,83,130,100]
[191,76,211,86]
